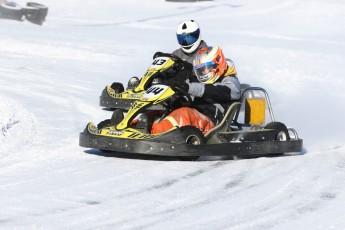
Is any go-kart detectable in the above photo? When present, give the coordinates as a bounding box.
[80,82,303,159]
[99,52,192,110]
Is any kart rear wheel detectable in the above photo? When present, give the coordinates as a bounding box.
[110,82,124,93]
[265,122,290,155]
[25,2,48,25]
[0,2,24,21]
[178,126,205,161]
[265,122,290,141]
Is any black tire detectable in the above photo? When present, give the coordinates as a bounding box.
[110,109,124,125]
[265,122,290,155]
[97,119,111,129]
[178,126,205,161]
[24,2,48,25]
[265,122,290,141]
[22,6,39,23]
[0,2,24,21]
[110,82,125,93]
[97,110,124,129]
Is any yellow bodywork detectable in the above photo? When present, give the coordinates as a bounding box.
[106,57,176,99]
[106,86,141,99]
[87,121,177,140]
[87,122,159,139]
[116,85,175,130]
[91,84,177,139]
[135,58,175,92]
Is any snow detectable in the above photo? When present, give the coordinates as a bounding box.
[1,0,345,229]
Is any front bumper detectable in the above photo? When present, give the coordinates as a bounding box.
[79,129,303,157]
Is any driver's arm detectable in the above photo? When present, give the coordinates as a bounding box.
[187,76,241,101]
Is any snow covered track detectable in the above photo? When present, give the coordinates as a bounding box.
[1,0,345,229]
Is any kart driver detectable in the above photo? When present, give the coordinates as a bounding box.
[130,20,207,88]
[172,20,208,64]
[150,46,241,135]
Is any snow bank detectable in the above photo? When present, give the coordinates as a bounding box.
[0,97,36,157]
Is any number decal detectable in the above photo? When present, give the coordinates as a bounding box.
[146,86,164,95]
[143,85,168,99]
[152,59,167,66]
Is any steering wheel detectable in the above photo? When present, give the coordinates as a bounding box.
[174,85,193,107]
[153,52,193,71]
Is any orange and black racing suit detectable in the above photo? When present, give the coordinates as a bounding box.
[151,66,240,135]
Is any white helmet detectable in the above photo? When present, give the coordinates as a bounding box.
[176,20,201,54]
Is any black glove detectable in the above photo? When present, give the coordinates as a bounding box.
[153,51,172,59]
[177,68,193,81]
[166,68,192,92]
[174,61,193,72]
[165,79,189,92]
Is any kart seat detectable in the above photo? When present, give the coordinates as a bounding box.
[204,102,241,144]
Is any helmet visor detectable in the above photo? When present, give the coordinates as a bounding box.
[194,61,217,79]
[177,29,200,46]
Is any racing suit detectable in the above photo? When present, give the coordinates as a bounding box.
[151,65,240,135]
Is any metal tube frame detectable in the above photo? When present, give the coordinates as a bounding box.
[233,87,275,125]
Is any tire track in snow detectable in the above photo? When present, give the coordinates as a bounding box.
[112,152,344,230]
[209,151,345,230]
[2,161,232,228]
[96,160,255,229]
[139,161,256,230]
[116,161,229,199]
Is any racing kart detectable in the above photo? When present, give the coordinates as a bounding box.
[99,52,191,110]
[80,82,303,159]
